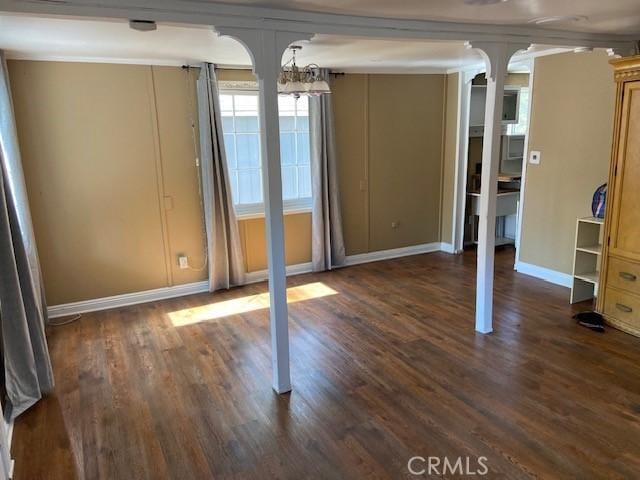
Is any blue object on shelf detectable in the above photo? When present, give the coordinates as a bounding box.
[592,183,607,219]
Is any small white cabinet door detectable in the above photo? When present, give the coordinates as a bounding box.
[469,86,520,127]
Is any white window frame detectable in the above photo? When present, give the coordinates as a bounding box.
[219,89,312,220]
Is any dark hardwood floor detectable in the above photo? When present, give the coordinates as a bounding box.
[11,248,640,479]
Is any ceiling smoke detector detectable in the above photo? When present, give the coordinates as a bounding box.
[129,19,157,32]
[464,0,509,5]
[530,15,588,25]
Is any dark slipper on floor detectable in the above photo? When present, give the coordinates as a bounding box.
[573,311,605,332]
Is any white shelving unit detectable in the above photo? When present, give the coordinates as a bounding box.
[570,217,604,304]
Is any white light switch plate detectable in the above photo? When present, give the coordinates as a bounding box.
[529,150,541,165]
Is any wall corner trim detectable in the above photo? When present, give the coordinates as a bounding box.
[515,260,572,288]
[47,243,454,318]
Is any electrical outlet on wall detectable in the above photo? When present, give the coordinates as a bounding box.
[391,221,400,229]
[177,255,189,269]
[529,150,541,165]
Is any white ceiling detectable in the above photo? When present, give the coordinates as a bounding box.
[212,0,640,34]
[0,14,567,72]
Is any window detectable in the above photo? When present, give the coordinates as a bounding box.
[220,92,311,217]
[506,87,529,136]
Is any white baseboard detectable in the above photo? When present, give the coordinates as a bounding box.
[439,242,456,254]
[47,264,315,318]
[244,262,313,284]
[515,260,572,288]
[47,244,453,318]
[47,281,209,318]
[245,243,453,281]
[343,242,443,267]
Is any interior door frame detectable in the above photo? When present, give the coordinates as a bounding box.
[452,68,481,253]
[513,59,535,268]
[451,60,535,269]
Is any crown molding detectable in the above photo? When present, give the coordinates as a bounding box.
[2,52,194,66]
[445,46,570,74]
[610,54,640,82]
[0,0,636,53]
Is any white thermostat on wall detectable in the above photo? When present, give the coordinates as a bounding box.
[529,150,541,165]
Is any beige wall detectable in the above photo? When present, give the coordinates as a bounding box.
[519,51,615,274]
[10,62,448,304]
[10,62,210,304]
[506,73,530,88]
[9,61,310,305]
[151,66,208,286]
[333,74,369,255]
[216,69,255,82]
[239,213,312,272]
[368,75,445,250]
[332,73,446,254]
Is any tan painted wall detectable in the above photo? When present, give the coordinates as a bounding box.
[440,73,459,245]
[333,74,369,255]
[368,75,445,250]
[151,66,208,286]
[10,62,447,304]
[332,73,446,253]
[9,61,310,305]
[216,69,255,82]
[506,73,530,88]
[10,61,179,305]
[519,51,615,274]
[239,213,312,272]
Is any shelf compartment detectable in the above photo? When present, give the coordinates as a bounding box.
[576,244,602,255]
[578,217,604,225]
[574,271,600,285]
[571,216,604,305]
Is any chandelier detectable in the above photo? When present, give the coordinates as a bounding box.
[278,46,331,98]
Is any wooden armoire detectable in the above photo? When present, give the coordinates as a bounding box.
[597,55,640,337]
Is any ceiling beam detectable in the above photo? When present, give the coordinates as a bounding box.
[0,0,636,54]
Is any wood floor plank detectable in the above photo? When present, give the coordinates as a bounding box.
[11,249,640,479]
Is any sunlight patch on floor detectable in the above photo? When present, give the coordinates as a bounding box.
[168,282,338,326]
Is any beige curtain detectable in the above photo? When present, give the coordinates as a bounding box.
[310,70,346,272]
[0,50,54,420]
[197,64,246,291]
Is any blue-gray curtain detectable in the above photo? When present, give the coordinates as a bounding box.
[0,50,54,420]
[197,64,245,291]
[310,70,346,272]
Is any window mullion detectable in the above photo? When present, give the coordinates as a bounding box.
[220,91,310,215]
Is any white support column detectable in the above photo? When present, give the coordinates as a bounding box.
[468,41,529,334]
[216,27,312,393]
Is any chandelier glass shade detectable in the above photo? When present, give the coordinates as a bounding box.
[278,46,331,98]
